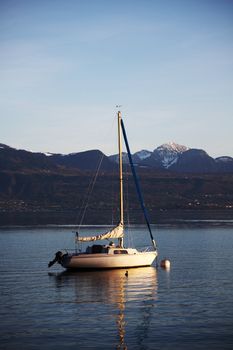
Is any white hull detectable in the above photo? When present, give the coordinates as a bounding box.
[61,250,157,270]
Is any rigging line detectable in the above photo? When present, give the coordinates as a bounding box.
[74,156,104,228]
[78,152,106,230]
[76,115,116,230]
[76,174,95,225]
[120,118,157,251]
[75,167,98,228]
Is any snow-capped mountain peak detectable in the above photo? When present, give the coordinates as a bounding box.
[156,142,189,153]
[154,142,189,168]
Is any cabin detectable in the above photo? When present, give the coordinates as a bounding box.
[85,244,138,255]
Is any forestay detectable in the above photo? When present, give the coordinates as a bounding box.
[76,223,124,242]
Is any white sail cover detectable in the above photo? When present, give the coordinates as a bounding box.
[76,223,124,242]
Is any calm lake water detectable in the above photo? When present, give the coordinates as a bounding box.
[0,225,233,350]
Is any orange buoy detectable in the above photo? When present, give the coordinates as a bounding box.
[160,259,171,269]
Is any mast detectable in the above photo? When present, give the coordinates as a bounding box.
[118,111,124,248]
[120,118,157,251]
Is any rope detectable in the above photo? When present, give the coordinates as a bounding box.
[76,115,116,233]
[77,152,105,230]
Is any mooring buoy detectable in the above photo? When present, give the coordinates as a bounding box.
[160,259,171,269]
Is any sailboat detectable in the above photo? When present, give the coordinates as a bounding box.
[48,111,158,269]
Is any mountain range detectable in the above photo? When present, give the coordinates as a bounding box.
[1,142,233,226]
[1,142,232,173]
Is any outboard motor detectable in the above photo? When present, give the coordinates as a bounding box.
[48,251,67,268]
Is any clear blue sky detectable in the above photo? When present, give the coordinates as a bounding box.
[0,0,232,157]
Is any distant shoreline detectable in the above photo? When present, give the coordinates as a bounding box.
[1,208,233,228]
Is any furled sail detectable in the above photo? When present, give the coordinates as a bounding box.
[76,223,124,242]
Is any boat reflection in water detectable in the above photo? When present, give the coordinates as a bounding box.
[49,267,158,349]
